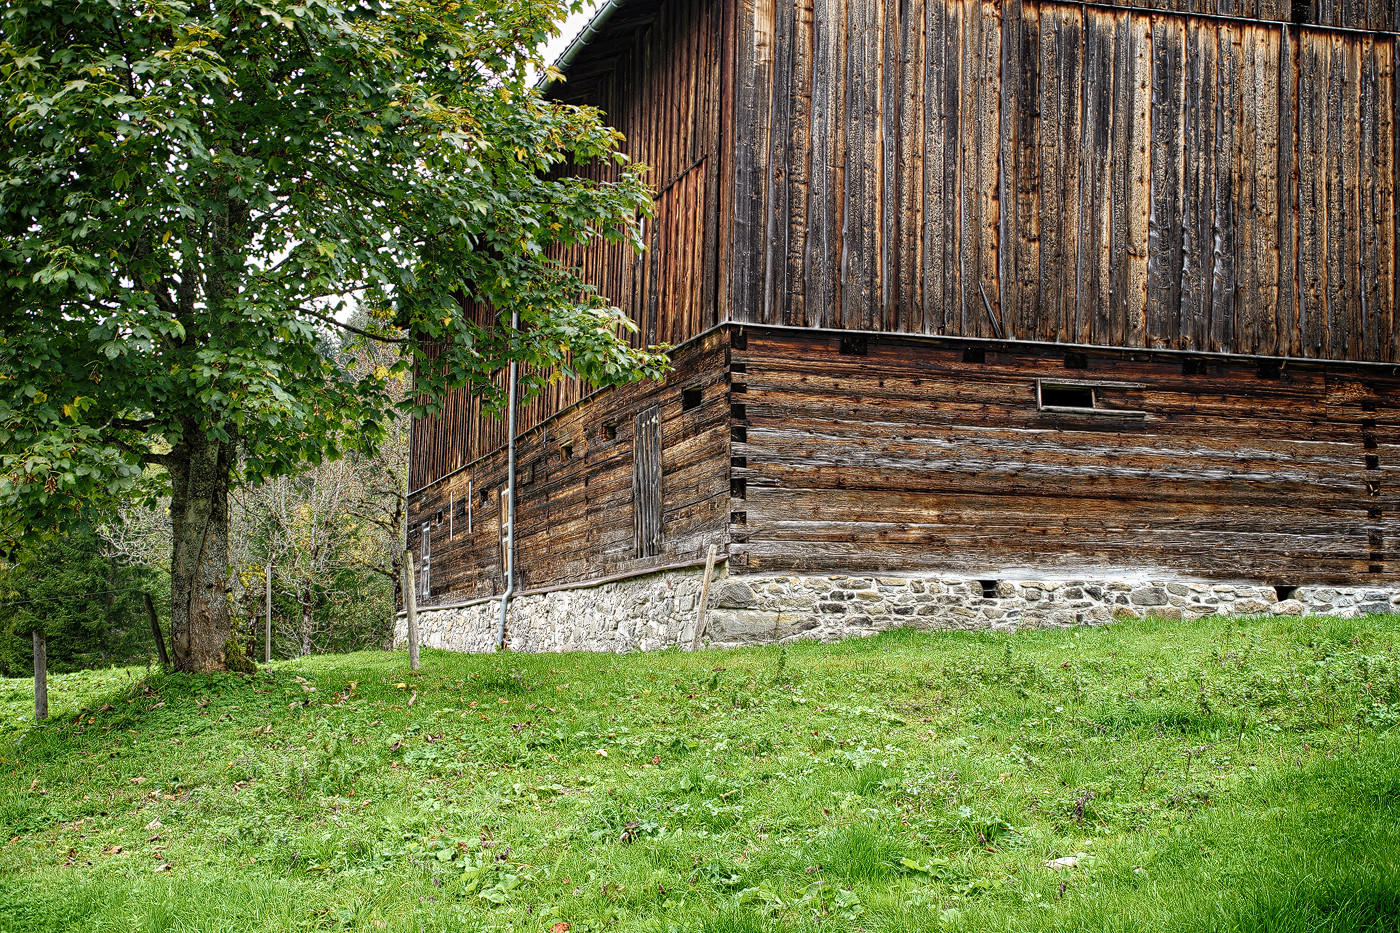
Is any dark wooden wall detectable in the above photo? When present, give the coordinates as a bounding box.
[409,0,724,492]
[730,328,1400,583]
[408,331,733,605]
[729,0,1400,362]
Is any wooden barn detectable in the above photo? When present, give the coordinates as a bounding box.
[404,0,1400,648]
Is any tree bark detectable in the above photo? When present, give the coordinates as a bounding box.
[168,423,236,672]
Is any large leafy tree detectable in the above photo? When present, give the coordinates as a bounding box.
[0,0,663,671]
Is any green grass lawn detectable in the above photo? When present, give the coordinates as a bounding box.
[2,614,1399,932]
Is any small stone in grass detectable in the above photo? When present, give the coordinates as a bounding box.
[1044,856,1079,871]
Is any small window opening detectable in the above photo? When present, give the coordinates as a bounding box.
[1064,351,1088,369]
[479,486,491,504]
[979,580,1000,598]
[731,424,748,443]
[1039,383,1097,410]
[682,387,703,411]
[1274,585,1298,601]
[560,440,575,461]
[1182,359,1208,376]
[1257,360,1282,380]
[601,421,618,442]
[1366,454,1380,470]
[963,347,986,364]
[840,335,868,356]
[436,509,444,524]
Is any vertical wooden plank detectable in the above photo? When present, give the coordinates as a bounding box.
[762,0,796,327]
[1011,0,1041,342]
[1297,31,1329,357]
[1148,17,1185,348]
[633,405,663,558]
[1078,10,1115,345]
[1339,38,1364,360]
[805,0,840,328]
[732,0,775,324]
[1178,24,1215,351]
[1210,26,1239,353]
[998,0,1022,337]
[901,0,929,332]
[1278,24,1299,357]
[1037,4,1081,342]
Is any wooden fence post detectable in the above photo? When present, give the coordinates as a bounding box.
[402,549,420,671]
[32,629,47,722]
[691,544,718,651]
[265,562,273,664]
[142,592,169,667]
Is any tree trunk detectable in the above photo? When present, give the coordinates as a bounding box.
[168,424,236,673]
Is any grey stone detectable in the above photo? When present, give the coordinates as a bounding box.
[1131,586,1168,607]
[712,580,758,609]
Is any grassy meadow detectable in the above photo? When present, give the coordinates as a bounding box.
[1,614,1399,932]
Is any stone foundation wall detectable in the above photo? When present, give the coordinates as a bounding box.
[395,569,1400,654]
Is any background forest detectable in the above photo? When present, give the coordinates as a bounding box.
[0,335,409,675]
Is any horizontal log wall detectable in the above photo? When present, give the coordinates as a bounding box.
[409,0,723,491]
[731,0,1400,362]
[730,328,1400,583]
[408,331,733,605]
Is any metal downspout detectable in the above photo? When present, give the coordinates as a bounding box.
[496,312,520,650]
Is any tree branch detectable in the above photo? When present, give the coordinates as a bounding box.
[298,305,407,344]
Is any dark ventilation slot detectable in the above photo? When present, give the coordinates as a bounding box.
[731,424,748,443]
[1182,359,1208,376]
[681,386,703,411]
[730,478,747,499]
[731,403,747,421]
[1366,455,1380,470]
[1369,530,1385,550]
[1274,585,1298,601]
[840,335,868,356]
[1064,351,1088,369]
[601,421,618,442]
[1039,383,1096,410]
[731,456,747,468]
[1367,480,1381,496]
[560,440,575,461]
[1371,564,1385,574]
[479,486,491,504]
[1364,435,1379,450]
[731,362,747,374]
[1362,401,1378,412]
[979,580,1000,598]
[1369,507,1383,521]
[732,331,748,350]
[1257,360,1282,380]
[963,347,986,364]
[730,510,747,525]
[436,510,444,523]
[1290,0,1308,25]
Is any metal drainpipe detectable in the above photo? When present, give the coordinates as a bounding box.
[495,311,520,650]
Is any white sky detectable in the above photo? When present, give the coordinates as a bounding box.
[541,1,604,74]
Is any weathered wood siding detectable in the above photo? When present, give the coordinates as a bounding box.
[730,0,1400,362]
[408,331,733,605]
[409,0,723,492]
[730,328,1400,583]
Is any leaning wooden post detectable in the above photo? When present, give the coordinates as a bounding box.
[142,592,169,667]
[402,549,420,671]
[691,545,718,651]
[264,561,273,664]
[32,629,47,722]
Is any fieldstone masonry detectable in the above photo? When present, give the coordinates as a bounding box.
[395,567,1400,654]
